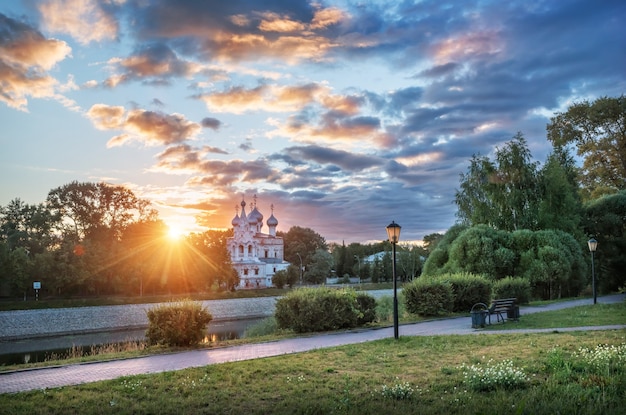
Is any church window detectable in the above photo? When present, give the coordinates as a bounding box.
[243,269,248,275]
[239,245,244,255]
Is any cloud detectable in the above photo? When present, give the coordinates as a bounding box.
[130,0,347,64]
[153,144,280,186]
[86,104,201,147]
[38,0,119,44]
[0,13,71,110]
[283,145,381,172]
[201,117,221,130]
[103,44,200,87]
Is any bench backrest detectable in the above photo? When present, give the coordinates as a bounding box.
[488,298,517,312]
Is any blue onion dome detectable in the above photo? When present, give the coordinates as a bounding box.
[267,213,278,227]
[248,206,263,224]
[231,213,240,227]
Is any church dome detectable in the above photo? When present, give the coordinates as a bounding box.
[231,213,240,227]
[267,213,278,227]
[248,206,263,224]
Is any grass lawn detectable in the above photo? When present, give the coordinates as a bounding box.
[0,302,625,414]
[486,301,626,330]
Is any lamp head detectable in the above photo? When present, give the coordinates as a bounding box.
[386,221,401,244]
[587,238,598,252]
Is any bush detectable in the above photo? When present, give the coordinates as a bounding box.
[403,279,454,317]
[355,292,377,325]
[493,277,532,304]
[437,272,492,312]
[145,300,213,347]
[274,287,372,333]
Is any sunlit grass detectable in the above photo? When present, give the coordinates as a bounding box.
[1,331,625,414]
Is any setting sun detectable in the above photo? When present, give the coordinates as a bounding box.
[166,223,185,241]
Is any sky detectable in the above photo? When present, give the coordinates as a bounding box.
[0,0,625,244]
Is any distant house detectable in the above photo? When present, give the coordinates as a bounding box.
[363,251,388,264]
[227,196,289,289]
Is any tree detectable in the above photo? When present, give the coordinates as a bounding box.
[537,148,584,235]
[584,190,626,293]
[547,95,626,200]
[305,249,333,284]
[422,233,444,255]
[397,243,425,281]
[280,226,327,277]
[455,133,539,231]
[46,181,156,242]
[423,225,586,299]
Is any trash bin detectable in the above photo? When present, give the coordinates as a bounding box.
[470,303,488,328]
[507,305,519,321]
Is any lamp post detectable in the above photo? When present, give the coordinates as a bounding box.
[587,238,598,304]
[386,221,401,339]
[296,252,303,285]
[354,255,361,281]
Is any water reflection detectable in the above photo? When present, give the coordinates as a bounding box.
[0,318,262,366]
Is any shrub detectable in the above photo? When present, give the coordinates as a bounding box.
[403,278,454,317]
[355,292,377,325]
[145,300,213,347]
[274,287,370,333]
[436,272,492,312]
[493,277,531,304]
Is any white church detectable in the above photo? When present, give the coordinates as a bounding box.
[227,195,290,289]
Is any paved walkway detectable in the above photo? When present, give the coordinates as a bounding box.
[1,293,624,394]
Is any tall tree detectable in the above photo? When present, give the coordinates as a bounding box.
[583,190,626,293]
[279,226,327,272]
[455,133,539,231]
[537,148,583,235]
[305,248,333,284]
[547,95,626,200]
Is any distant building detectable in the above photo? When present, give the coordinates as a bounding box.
[363,251,388,264]
[227,195,289,289]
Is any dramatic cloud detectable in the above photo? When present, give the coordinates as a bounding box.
[1,0,624,242]
[0,13,71,110]
[104,44,201,87]
[130,0,347,63]
[86,104,201,147]
[38,0,119,44]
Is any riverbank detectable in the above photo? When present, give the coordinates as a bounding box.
[0,289,395,341]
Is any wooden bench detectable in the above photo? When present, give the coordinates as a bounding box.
[487,298,519,324]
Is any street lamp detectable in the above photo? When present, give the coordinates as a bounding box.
[386,221,401,339]
[587,238,598,304]
[296,252,303,285]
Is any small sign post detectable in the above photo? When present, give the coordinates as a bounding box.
[33,281,41,301]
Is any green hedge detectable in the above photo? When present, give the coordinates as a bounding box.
[437,273,492,312]
[403,279,454,317]
[145,300,213,347]
[274,287,376,333]
[493,277,531,304]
